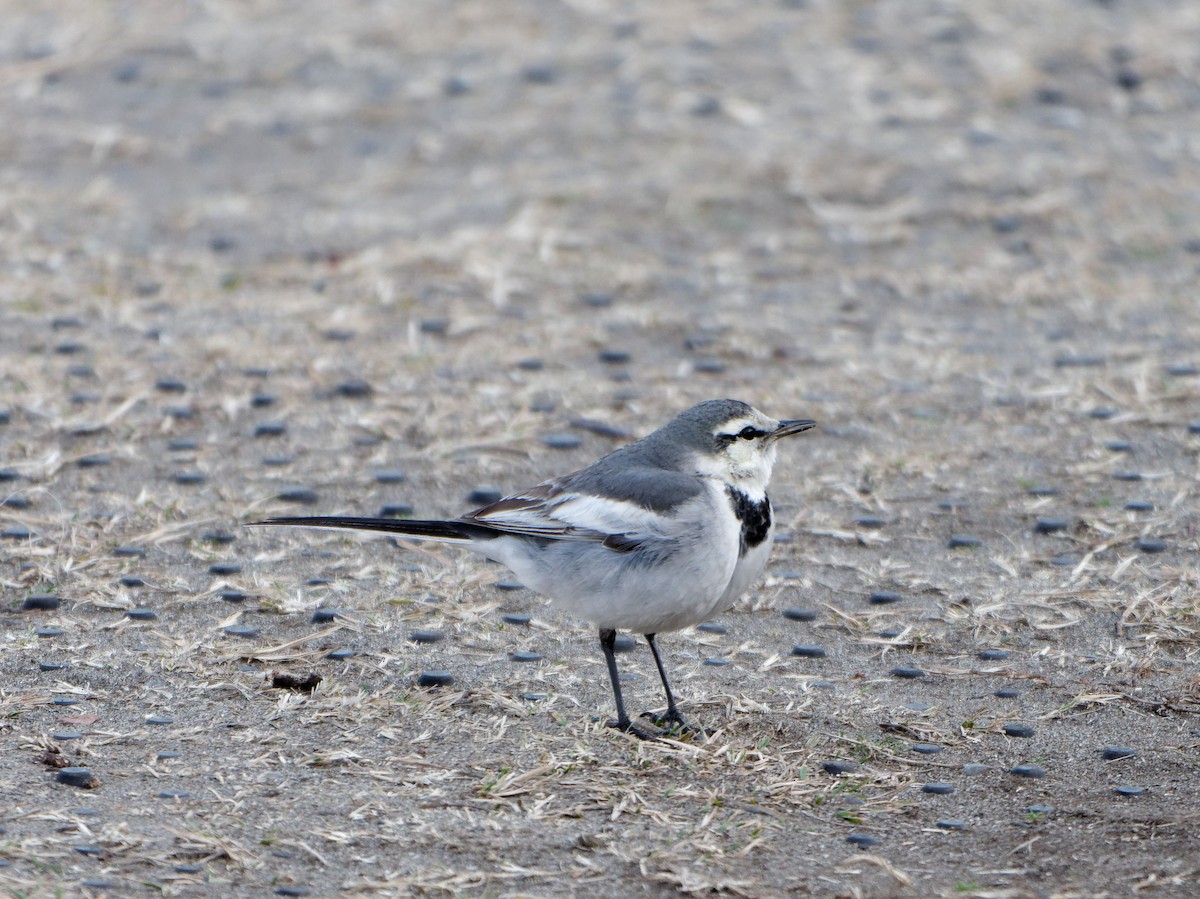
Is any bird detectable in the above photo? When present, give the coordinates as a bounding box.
[251,399,815,739]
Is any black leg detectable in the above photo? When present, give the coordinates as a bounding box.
[641,633,709,736]
[599,628,656,740]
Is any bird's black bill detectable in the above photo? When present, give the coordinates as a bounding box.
[772,419,817,439]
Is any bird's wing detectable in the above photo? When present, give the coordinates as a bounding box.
[462,470,702,546]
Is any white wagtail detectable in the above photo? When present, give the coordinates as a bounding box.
[253,399,815,738]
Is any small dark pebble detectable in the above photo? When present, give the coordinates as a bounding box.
[52,697,79,705]
[220,590,247,603]
[1136,538,1167,554]
[202,531,236,544]
[878,627,904,639]
[416,670,453,688]
[693,359,726,374]
[783,608,817,622]
[1026,485,1059,496]
[77,453,112,468]
[516,358,544,371]
[1050,554,1079,567]
[792,644,827,658]
[598,348,631,364]
[277,486,318,504]
[978,649,1010,661]
[822,761,859,775]
[570,417,631,439]
[995,688,1020,699]
[1055,354,1104,367]
[155,378,187,393]
[1166,363,1198,376]
[379,503,414,517]
[165,405,194,419]
[703,657,730,666]
[1113,470,1142,482]
[581,291,614,307]
[119,576,147,587]
[333,379,373,398]
[938,498,969,511]
[494,581,525,591]
[159,790,191,800]
[1,495,31,509]
[1090,406,1118,419]
[56,767,99,788]
[126,609,157,621]
[542,433,582,449]
[696,622,726,634]
[23,594,61,611]
[326,648,354,660]
[854,516,887,528]
[1189,421,1200,435]
[613,635,636,653]
[167,438,198,451]
[173,471,206,485]
[1024,804,1054,815]
[254,422,287,438]
[0,468,19,482]
[936,819,967,830]
[262,455,294,466]
[510,651,544,663]
[208,562,242,576]
[322,329,355,342]
[522,62,558,84]
[868,590,903,605]
[54,341,85,354]
[74,846,103,855]
[276,888,311,898]
[409,629,444,644]
[3,525,32,539]
[963,764,990,775]
[146,716,174,725]
[310,608,340,623]
[948,535,981,549]
[223,625,259,638]
[36,627,64,638]
[443,75,471,96]
[468,488,503,505]
[992,215,1021,233]
[306,578,331,587]
[845,834,878,847]
[113,546,147,559]
[1114,784,1146,797]
[1105,440,1132,453]
[922,783,955,795]
[912,743,943,754]
[0,410,8,425]
[251,393,277,408]
[1004,723,1035,738]
[418,318,449,335]
[892,666,926,679]
[271,671,321,692]
[1035,518,1068,534]
[373,469,406,484]
[520,692,548,701]
[1011,764,1046,779]
[39,662,69,671]
[1102,746,1137,760]
[500,613,531,626]
[1124,500,1154,512]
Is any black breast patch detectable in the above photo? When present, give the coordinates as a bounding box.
[726,486,772,554]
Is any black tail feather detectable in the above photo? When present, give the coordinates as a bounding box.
[248,516,491,541]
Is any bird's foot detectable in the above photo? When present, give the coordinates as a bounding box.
[606,717,661,741]
[639,709,712,739]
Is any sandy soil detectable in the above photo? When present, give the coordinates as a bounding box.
[2,1,1200,896]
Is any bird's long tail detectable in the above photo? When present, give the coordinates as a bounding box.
[248,516,493,542]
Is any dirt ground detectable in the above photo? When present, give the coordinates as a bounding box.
[2,1,1200,896]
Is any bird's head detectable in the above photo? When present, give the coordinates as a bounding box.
[666,399,816,495]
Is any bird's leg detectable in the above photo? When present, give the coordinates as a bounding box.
[640,633,709,736]
[599,628,657,740]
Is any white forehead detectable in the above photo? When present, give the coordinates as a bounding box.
[711,408,778,435]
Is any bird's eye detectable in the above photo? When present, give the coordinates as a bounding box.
[738,426,760,440]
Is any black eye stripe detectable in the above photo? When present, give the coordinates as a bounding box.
[738,426,765,440]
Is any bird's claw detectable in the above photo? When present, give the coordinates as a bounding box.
[606,717,661,741]
[639,709,712,738]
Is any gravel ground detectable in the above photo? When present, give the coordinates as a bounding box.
[2,1,1200,896]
